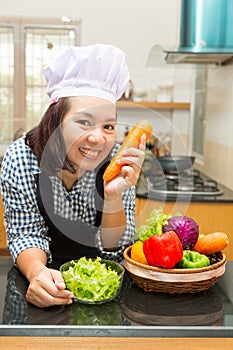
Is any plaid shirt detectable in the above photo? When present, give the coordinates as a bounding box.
[0,137,135,263]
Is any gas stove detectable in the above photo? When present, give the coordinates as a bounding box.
[145,169,224,198]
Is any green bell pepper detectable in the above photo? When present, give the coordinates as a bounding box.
[176,250,210,269]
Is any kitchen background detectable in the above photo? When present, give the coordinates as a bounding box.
[0,0,233,191]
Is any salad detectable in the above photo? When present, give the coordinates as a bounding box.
[60,257,124,303]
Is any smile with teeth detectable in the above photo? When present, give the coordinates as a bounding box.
[79,147,100,157]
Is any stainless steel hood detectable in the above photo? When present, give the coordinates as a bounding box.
[165,48,233,66]
[148,0,233,66]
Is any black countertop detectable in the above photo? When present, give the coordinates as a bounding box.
[0,256,233,337]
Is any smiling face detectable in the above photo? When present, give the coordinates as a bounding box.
[61,96,117,174]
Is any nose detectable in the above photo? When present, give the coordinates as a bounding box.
[87,126,105,144]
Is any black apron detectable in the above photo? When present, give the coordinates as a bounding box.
[35,163,108,269]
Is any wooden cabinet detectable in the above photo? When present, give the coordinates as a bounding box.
[135,198,233,260]
[0,194,10,255]
[1,336,233,350]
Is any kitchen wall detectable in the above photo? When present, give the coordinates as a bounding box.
[202,65,233,190]
[0,0,180,84]
[1,0,232,189]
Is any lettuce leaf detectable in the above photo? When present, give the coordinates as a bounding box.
[62,257,121,302]
[134,208,172,242]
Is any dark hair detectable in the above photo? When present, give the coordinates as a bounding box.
[25,97,77,175]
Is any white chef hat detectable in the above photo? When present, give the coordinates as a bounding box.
[44,44,130,104]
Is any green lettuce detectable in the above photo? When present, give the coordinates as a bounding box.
[134,208,172,242]
[62,257,122,302]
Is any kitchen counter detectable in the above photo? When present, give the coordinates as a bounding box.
[0,256,233,339]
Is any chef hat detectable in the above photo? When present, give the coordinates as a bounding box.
[44,44,130,104]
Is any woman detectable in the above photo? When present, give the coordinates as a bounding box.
[0,44,146,307]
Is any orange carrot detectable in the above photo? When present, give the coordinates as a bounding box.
[103,119,153,181]
[193,232,229,255]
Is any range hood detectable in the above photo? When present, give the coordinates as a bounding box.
[149,0,233,66]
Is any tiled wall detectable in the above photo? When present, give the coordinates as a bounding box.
[171,63,233,191]
[198,64,233,190]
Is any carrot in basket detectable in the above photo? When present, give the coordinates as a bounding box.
[193,232,229,255]
[103,119,153,181]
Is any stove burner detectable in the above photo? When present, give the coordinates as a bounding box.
[174,183,197,191]
[147,170,224,197]
[181,169,201,178]
[165,173,179,181]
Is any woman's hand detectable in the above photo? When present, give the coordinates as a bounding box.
[16,248,73,308]
[25,266,73,308]
[104,134,146,196]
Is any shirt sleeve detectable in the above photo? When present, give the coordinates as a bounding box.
[0,141,51,263]
[95,186,135,262]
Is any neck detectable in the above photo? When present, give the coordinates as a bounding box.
[58,169,85,191]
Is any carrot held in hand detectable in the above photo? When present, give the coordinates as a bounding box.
[103,119,153,181]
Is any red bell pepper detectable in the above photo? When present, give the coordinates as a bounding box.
[143,231,183,269]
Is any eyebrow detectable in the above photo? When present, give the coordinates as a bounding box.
[75,111,94,118]
[74,111,117,122]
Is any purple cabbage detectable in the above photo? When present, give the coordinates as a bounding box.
[163,216,199,250]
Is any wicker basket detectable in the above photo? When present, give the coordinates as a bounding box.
[123,246,226,294]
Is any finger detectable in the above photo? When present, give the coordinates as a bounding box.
[50,269,66,290]
[119,151,145,170]
[29,272,73,300]
[119,149,145,163]
[118,156,141,169]
[139,133,147,151]
[46,281,73,298]
[28,293,73,308]
[26,285,73,308]
[121,165,138,185]
[121,146,144,156]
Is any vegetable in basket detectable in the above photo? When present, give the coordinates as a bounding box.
[143,231,183,269]
[193,232,229,255]
[131,240,148,265]
[163,215,199,250]
[176,250,210,269]
[134,208,172,242]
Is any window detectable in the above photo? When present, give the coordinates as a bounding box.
[0,26,14,146]
[0,17,81,151]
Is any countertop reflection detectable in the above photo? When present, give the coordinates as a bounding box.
[0,257,233,337]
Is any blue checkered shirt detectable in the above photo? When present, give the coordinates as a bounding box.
[0,137,135,263]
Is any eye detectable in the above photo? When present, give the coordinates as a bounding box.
[77,119,91,127]
[104,123,116,131]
